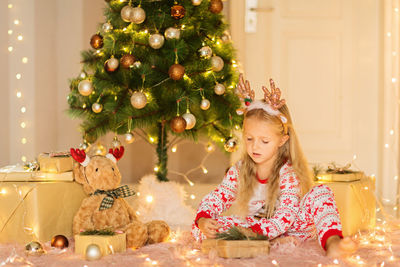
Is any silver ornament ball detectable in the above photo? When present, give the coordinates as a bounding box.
[25,241,44,256]
[214,83,226,95]
[131,7,146,24]
[133,61,142,68]
[124,132,135,144]
[102,22,113,33]
[85,243,102,261]
[112,138,121,148]
[221,32,231,43]
[107,57,119,70]
[211,56,224,72]
[182,112,196,129]
[121,5,134,22]
[78,80,93,96]
[92,102,103,113]
[165,27,181,40]
[200,98,211,110]
[224,137,238,153]
[149,33,165,49]
[130,91,147,109]
[199,46,212,58]
[192,0,203,6]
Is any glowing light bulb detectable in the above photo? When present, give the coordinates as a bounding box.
[17,35,23,41]
[387,32,392,37]
[21,107,26,113]
[149,137,155,143]
[8,46,13,52]
[21,138,27,144]
[146,195,153,203]
[171,145,177,153]
[14,20,20,25]
[0,188,6,194]
[16,92,22,98]
[353,154,357,160]
[333,259,339,264]
[8,4,13,8]
[21,156,27,162]
[190,194,195,200]
[136,211,140,215]
[392,78,397,83]
[271,260,278,265]
[385,143,389,148]
[154,166,159,172]
[202,166,208,174]
[20,122,26,128]
[16,73,22,79]
[395,7,399,12]
[394,176,398,180]
[151,261,157,265]
[22,57,28,63]
[390,129,394,135]
[8,30,12,35]
[189,181,194,187]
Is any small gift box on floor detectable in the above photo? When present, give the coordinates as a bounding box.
[75,231,126,257]
[201,227,270,258]
[0,165,85,244]
[38,151,73,173]
[0,164,73,181]
[316,174,376,236]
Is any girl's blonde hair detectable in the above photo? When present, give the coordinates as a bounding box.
[236,104,314,218]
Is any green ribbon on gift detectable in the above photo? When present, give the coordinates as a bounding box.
[93,185,135,211]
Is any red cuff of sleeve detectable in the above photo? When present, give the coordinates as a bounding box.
[194,211,212,227]
[321,229,343,250]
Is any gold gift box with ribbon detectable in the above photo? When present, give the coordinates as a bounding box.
[0,181,85,244]
[38,152,73,173]
[75,233,126,256]
[316,175,376,236]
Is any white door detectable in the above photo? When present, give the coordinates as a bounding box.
[230,0,381,194]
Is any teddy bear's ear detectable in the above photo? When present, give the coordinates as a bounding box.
[72,161,86,185]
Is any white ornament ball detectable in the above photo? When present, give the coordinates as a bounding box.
[149,33,165,49]
[78,80,93,96]
[112,138,121,148]
[165,27,181,40]
[124,132,135,144]
[92,102,103,113]
[131,7,146,24]
[107,57,119,70]
[102,22,113,33]
[85,244,102,261]
[182,113,196,129]
[121,5,134,22]
[133,61,142,68]
[199,46,212,58]
[214,83,226,95]
[130,91,147,109]
[192,0,203,6]
[200,99,210,110]
[211,56,224,72]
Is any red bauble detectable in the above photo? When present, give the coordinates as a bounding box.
[168,64,185,81]
[90,34,103,49]
[171,4,186,19]
[51,235,69,249]
[170,116,187,133]
[209,0,223,14]
[120,54,136,69]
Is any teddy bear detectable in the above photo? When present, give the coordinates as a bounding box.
[70,146,170,248]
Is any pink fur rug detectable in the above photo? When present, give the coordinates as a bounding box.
[1,227,400,267]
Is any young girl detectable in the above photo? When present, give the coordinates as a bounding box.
[192,74,356,257]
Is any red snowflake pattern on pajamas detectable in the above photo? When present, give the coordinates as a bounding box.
[191,162,343,250]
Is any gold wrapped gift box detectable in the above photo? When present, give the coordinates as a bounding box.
[0,181,85,244]
[0,165,73,181]
[316,175,376,236]
[317,171,364,182]
[38,153,73,173]
[75,233,126,256]
[202,239,270,258]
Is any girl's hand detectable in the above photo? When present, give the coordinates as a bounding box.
[198,218,222,239]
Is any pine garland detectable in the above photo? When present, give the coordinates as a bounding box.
[79,229,116,236]
[216,227,268,241]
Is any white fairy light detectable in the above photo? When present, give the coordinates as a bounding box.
[8,30,12,35]
[146,195,153,203]
[22,57,28,63]
[21,107,26,113]
[14,20,19,25]
[16,92,22,98]
[17,35,23,41]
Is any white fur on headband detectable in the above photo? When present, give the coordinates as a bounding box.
[247,100,281,116]
[106,153,117,163]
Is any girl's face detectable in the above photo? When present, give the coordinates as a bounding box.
[243,117,289,166]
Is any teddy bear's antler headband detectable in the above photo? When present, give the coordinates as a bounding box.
[70,146,125,166]
[106,147,124,163]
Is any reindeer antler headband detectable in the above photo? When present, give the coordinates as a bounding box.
[236,74,288,134]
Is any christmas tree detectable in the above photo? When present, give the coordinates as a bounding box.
[67,0,242,181]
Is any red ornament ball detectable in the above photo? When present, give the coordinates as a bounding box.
[90,34,103,49]
[168,64,185,81]
[51,235,69,249]
[209,0,223,14]
[120,54,136,69]
[171,4,186,19]
[170,116,187,133]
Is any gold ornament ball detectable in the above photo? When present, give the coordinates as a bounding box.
[51,235,69,249]
[224,137,238,152]
[171,4,186,19]
[78,80,93,96]
[121,5,135,22]
[92,103,103,113]
[80,141,90,151]
[169,64,185,81]
[120,54,136,69]
[149,33,165,49]
[199,46,212,58]
[124,132,135,144]
[211,56,224,72]
[170,116,187,133]
[112,138,121,148]
[131,7,146,24]
[25,241,44,256]
[90,34,103,49]
[214,83,226,95]
[209,0,223,14]
[133,61,142,68]
[94,143,107,156]
[192,0,202,6]
[85,243,102,261]
[200,98,211,110]
[164,27,181,40]
[131,91,147,109]
[221,31,231,43]
[182,112,196,129]
[102,22,113,33]
[104,57,119,73]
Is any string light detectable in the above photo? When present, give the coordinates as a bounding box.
[21,107,26,113]
[14,20,19,25]
[8,46,13,52]
[22,57,28,63]
[16,73,21,79]
[8,30,12,35]
[146,195,153,203]
[16,92,22,98]
[8,4,13,8]
[17,35,23,41]
[171,145,177,153]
